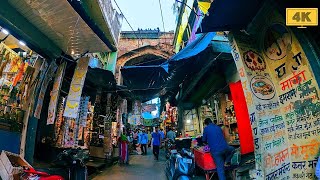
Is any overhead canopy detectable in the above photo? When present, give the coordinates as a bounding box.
[85,67,116,90]
[169,32,215,63]
[121,65,168,90]
[8,0,113,58]
[196,0,264,33]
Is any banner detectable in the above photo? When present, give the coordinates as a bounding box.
[47,62,66,125]
[34,61,58,119]
[63,57,89,118]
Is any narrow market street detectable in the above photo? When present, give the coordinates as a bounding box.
[1,0,320,180]
[91,150,165,180]
[92,150,208,180]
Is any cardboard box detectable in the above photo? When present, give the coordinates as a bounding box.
[0,151,31,176]
[0,160,13,180]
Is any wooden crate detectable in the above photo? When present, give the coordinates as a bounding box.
[0,151,31,176]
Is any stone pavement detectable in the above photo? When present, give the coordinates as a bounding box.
[91,149,206,180]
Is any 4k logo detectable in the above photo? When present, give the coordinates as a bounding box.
[286,8,318,28]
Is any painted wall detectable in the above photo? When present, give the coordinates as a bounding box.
[229,5,320,179]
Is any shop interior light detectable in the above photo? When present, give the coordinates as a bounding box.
[186,119,191,124]
[71,50,75,55]
[1,28,9,35]
[19,41,26,46]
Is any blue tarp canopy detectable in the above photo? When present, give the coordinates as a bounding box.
[196,0,264,33]
[169,32,215,62]
[120,32,216,101]
[165,33,216,88]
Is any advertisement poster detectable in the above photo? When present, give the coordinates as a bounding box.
[63,57,90,118]
[34,61,58,119]
[47,62,66,125]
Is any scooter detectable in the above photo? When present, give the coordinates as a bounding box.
[165,139,176,159]
[21,148,89,180]
[165,148,195,180]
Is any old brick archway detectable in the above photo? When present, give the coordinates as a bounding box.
[116,43,174,84]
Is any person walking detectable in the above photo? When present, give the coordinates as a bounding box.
[202,118,235,180]
[133,129,138,151]
[138,129,149,155]
[166,127,176,141]
[151,126,162,160]
[119,130,129,165]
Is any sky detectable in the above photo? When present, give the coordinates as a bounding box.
[112,0,177,32]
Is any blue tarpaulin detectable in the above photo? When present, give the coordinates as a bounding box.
[169,32,215,62]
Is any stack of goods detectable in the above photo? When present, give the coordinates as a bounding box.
[55,97,66,147]
[0,44,38,132]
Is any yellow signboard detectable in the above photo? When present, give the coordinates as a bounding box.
[286,8,318,27]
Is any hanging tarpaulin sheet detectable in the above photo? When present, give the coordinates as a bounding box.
[141,103,159,119]
[47,62,67,125]
[34,61,58,119]
[64,57,90,118]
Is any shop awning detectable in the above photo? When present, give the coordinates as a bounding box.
[196,0,264,33]
[169,32,215,63]
[85,67,116,90]
[7,0,115,58]
[121,65,169,89]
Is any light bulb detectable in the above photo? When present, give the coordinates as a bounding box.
[1,28,9,35]
[19,41,26,46]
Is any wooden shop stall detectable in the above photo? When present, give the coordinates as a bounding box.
[0,34,45,155]
[33,57,120,163]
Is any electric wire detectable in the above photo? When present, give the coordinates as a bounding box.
[112,0,144,46]
[175,0,204,17]
[158,0,167,45]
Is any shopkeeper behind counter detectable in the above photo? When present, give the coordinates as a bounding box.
[202,118,235,180]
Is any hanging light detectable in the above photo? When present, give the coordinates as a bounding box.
[1,28,9,35]
[19,41,26,46]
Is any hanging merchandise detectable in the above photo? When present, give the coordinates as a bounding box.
[47,62,66,125]
[34,61,57,119]
[63,57,90,118]
[55,97,66,147]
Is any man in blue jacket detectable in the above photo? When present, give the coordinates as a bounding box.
[202,118,235,180]
[138,129,149,155]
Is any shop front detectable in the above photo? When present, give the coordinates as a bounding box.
[0,27,47,154]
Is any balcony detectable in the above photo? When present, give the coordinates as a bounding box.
[98,0,124,47]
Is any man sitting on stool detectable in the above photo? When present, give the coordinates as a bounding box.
[202,118,235,180]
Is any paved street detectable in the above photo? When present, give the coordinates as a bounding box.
[91,149,206,180]
[92,149,166,180]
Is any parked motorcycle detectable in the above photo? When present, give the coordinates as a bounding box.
[165,139,176,159]
[165,148,195,180]
[21,148,89,180]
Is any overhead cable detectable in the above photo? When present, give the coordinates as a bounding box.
[113,0,144,46]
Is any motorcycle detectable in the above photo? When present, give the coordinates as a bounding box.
[165,148,195,180]
[21,148,89,180]
[165,139,176,159]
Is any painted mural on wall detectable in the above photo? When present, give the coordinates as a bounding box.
[230,6,319,180]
